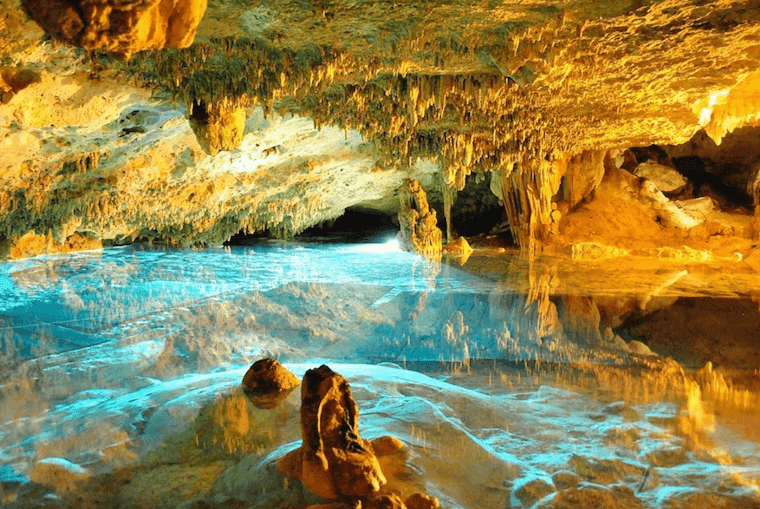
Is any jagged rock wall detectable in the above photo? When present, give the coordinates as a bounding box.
[20,0,206,55]
[4,0,760,256]
[0,55,438,257]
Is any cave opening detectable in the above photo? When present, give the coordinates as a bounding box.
[224,207,399,245]
[448,171,506,238]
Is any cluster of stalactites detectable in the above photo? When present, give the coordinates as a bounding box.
[187,96,246,155]
[303,72,555,190]
[127,38,349,122]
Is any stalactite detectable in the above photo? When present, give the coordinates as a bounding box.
[499,159,555,253]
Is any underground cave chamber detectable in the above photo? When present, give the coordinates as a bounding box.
[3,0,760,507]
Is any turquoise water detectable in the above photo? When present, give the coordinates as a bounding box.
[1,243,759,508]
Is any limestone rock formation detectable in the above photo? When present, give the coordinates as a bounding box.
[397,179,443,260]
[0,67,40,103]
[20,0,206,55]
[561,150,607,209]
[442,236,473,266]
[188,98,246,155]
[4,0,760,257]
[634,161,688,194]
[242,358,300,410]
[278,364,386,500]
[274,364,439,509]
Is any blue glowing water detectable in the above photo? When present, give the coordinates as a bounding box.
[0,243,758,509]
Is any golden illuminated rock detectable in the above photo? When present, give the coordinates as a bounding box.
[276,365,439,509]
[278,364,386,500]
[187,98,246,155]
[241,358,300,409]
[19,0,206,55]
[397,179,443,260]
[3,0,760,255]
[442,236,473,266]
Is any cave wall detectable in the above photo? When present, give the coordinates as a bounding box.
[3,0,760,257]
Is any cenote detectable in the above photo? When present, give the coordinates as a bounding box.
[0,241,759,509]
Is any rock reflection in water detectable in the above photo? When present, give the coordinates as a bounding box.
[0,244,758,508]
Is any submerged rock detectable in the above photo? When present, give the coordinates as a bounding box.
[29,458,90,495]
[512,477,556,507]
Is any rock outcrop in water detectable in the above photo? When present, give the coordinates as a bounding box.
[397,179,443,260]
[266,363,439,509]
[242,358,300,410]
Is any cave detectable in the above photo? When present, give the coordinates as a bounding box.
[2,1,760,508]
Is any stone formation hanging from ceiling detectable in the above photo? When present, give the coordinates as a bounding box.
[2,0,760,260]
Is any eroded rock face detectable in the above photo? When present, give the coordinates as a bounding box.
[0,67,40,104]
[188,98,246,155]
[5,0,760,256]
[20,0,206,55]
[279,364,386,500]
[242,358,300,409]
[271,364,439,509]
[397,179,443,260]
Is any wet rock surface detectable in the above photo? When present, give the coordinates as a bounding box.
[242,358,300,409]
[397,179,443,260]
[280,364,387,500]
[2,248,760,509]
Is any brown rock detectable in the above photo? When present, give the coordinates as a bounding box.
[513,477,556,507]
[370,436,405,456]
[397,179,443,260]
[241,358,300,409]
[545,486,618,509]
[561,150,606,208]
[365,494,407,509]
[0,68,41,96]
[567,455,646,484]
[20,0,206,55]
[405,493,440,509]
[660,490,760,509]
[188,98,247,155]
[550,471,580,490]
[278,365,386,500]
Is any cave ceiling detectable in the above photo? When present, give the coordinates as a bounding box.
[2,0,760,257]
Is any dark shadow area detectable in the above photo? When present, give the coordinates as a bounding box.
[225,207,399,245]
[616,296,760,370]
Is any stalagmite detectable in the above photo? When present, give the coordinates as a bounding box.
[396,179,443,260]
[441,178,456,243]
